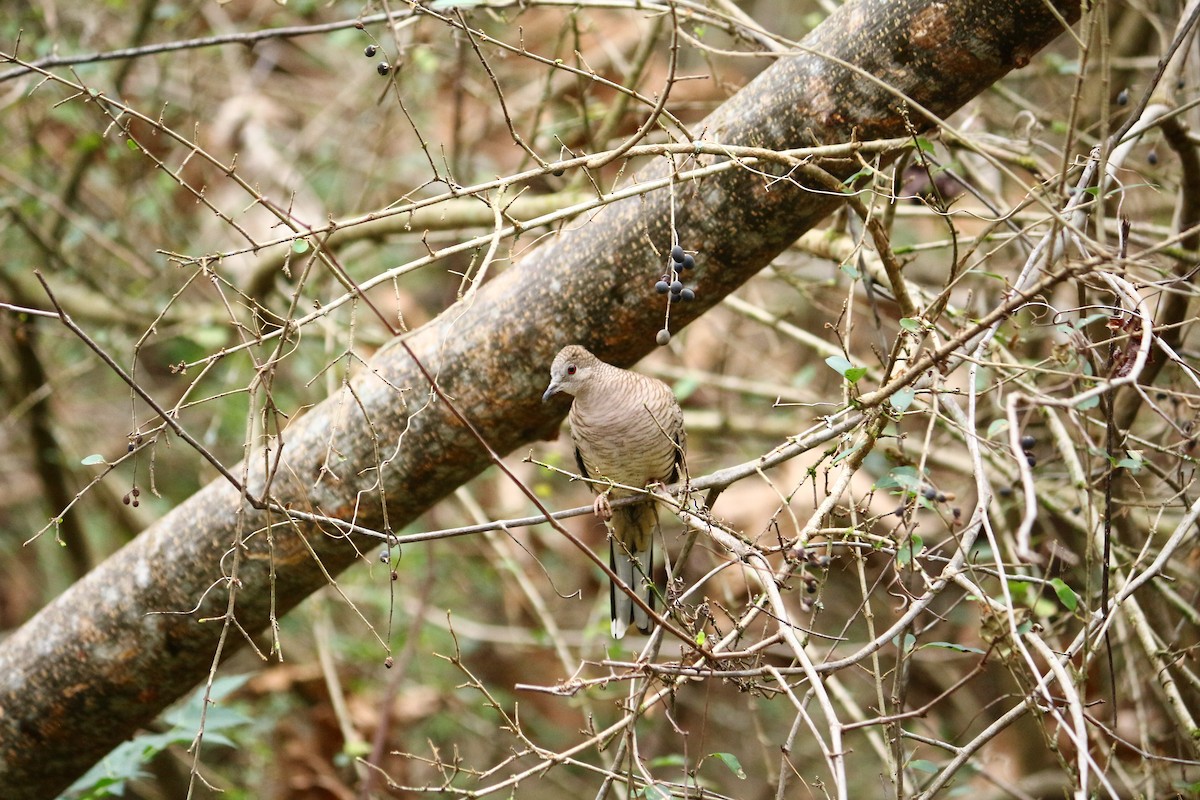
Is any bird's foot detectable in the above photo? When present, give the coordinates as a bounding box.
[593,492,613,521]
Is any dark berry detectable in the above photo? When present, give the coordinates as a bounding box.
[377,62,390,75]
[1019,434,1036,450]
[671,245,685,263]
[1148,150,1158,165]
[679,287,696,302]
[682,254,695,270]
[655,280,670,294]
[921,487,937,500]
[656,329,671,346]
[1117,88,1129,106]
[1026,453,1037,467]
[669,280,683,293]
[936,492,947,503]
[552,168,565,176]
[364,45,378,57]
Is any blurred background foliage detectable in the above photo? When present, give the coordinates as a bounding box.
[3,1,1199,798]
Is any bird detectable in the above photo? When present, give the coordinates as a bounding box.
[542,345,686,638]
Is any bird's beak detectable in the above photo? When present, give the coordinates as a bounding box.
[541,382,559,403]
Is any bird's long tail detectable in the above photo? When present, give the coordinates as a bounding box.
[609,501,660,639]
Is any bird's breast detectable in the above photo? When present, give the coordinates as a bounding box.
[568,393,678,491]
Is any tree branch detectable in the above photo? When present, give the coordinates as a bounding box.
[0,1,1081,796]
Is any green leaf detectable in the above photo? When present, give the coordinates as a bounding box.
[189,325,229,350]
[974,367,990,391]
[890,387,916,412]
[893,632,917,653]
[986,419,1009,438]
[292,239,310,254]
[897,534,923,566]
[920,641,985,655]
[673,376,701,402]
[343,740,372,759]
[73,131,102,155]
[1032,597,1058,617]
[1075,312,1111,329]
[126,138,139,151]
[1078,393,1101,410]
[914,137,936,154]
[899,317,922,332]
[1049,578,1078,611]
[81,454,107,466]
[875,465,921,492]
[1116,451,1144,474]
[823,355,868,384]
[826,355,854,376]
[909,758,939,774]
[640,784,673,800]
[411,44,441,74]
[162,674,252,732]
[825,356,868,383]
[830,441,859,465]
[841,166,874,186]
[709,752,746,779]
[63,675,251,799]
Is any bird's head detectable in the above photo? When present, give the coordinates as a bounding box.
[542,344,600,401]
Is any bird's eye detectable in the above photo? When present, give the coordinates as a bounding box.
[566,365,577,375]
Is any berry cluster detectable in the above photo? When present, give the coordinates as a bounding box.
[653,243,700,345]
[900,484,962,525]
[1019,434,1036,468]
[654,244,698,302]
[363,43,390,75]
[790,546,832,613]
[122,486,141,508]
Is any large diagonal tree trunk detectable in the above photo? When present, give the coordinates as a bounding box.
[0,1,1080,795]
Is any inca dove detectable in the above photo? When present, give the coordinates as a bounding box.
[542,345,686,638]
